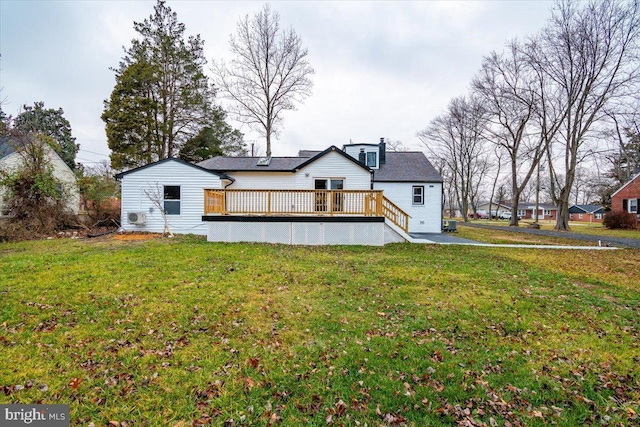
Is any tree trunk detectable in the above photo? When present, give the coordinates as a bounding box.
[509,160,519,227]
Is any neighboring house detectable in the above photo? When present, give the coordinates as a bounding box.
[473,201,558,220]
[474,201,511,217]
[568,204,606,223]
[116,140,444,245]
[0,137,79,215]
[611,171,640,220]
[513,202,558,221]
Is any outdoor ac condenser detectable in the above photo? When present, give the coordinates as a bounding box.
[127,212,146,225]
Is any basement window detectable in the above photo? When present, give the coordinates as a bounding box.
[163,185,181,215]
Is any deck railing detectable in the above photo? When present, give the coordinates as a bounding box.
[204,189,409,233]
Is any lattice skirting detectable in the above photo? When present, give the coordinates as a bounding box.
[206,219,387,246]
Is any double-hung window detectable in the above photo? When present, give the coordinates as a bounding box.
[412,186,424,205]
[630,199,638,213]
[163,186,181,215]
[366,152,377,168]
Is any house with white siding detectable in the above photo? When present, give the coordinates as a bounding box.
[0,137,79,215]
[116,140,443,245]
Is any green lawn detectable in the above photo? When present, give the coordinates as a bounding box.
[1,236,638,426]
[464,218,640,239]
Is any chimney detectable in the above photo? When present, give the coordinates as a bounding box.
[379,137,386,165]
[358,148,366,164]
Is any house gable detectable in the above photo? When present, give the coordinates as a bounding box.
[611,171,640,198]
[116,157,230,181]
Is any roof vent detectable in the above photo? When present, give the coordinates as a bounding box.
[256,157,271,166]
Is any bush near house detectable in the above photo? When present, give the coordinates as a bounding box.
[603,211,638,230]
[0,134,77,241]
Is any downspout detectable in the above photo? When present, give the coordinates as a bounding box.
[223,175,236,189]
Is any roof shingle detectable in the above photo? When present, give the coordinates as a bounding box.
[374,152,443,182]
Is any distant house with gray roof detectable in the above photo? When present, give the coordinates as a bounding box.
[116,140,443,244]
[569,204,606,223]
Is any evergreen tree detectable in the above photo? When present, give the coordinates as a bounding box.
[14,101,78,170]
[179,108,246,162]
[102,0,240,169]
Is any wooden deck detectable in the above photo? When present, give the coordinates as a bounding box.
[204,189,409,233]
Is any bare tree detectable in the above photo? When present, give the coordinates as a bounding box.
[144,183,174,237]
[530,0,640,230]
[385,139,408,152]
[487,147,507,220]
[418,96,489,222]
[472,41,547,226]
[212,4,314,157]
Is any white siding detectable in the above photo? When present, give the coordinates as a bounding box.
[0,147,79,215]
[294,151,371,189]
[375,182,442,233]
[227,172,296,189]
[225,151,371,190]
[120,160,222,235]
[342,144,380,169]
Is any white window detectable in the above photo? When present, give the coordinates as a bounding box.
[569,213,574,219]
[518,210,526,217]
[413,186,424,205]
[544,209,552,216]
[595,213,602,219]
[163,186,181,215]
[366,152,377,168]
[578,213,583,219]
[630,199,638,213]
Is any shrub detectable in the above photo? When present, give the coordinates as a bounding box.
[603,211,638,229]
[0,133,78,241]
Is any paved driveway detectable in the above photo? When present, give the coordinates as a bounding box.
[462,223,640,249]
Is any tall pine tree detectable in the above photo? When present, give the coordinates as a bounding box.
[102,0,241,169]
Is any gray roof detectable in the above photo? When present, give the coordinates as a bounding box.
[115,157,231,180]
[198,146,372,173]
[374,152,443,183]
[508,202,558,210]
[297,150,321,157]
[198,156,308,172]
[0,136,16,159]
[569,204,606,214]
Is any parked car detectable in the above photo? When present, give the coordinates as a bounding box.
[499,211,522,220]
[499,211,512,220]
[468,211,490,219]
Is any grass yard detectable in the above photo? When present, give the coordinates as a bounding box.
[455,225,597,247]
[1,236,639,426]
[464,219,640,240]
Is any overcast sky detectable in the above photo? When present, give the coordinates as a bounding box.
[0,0,555,167]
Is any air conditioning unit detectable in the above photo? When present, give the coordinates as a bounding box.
[127,212,146,225]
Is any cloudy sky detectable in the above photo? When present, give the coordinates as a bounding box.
[1,0,554,167]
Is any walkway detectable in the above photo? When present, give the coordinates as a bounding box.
[408,231,619,249]
[462,223,640,249]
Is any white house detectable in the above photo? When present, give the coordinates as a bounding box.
[0,137,79,215]
[116,141,444,245]
[115,158,230,235]
[342,140,443,233]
